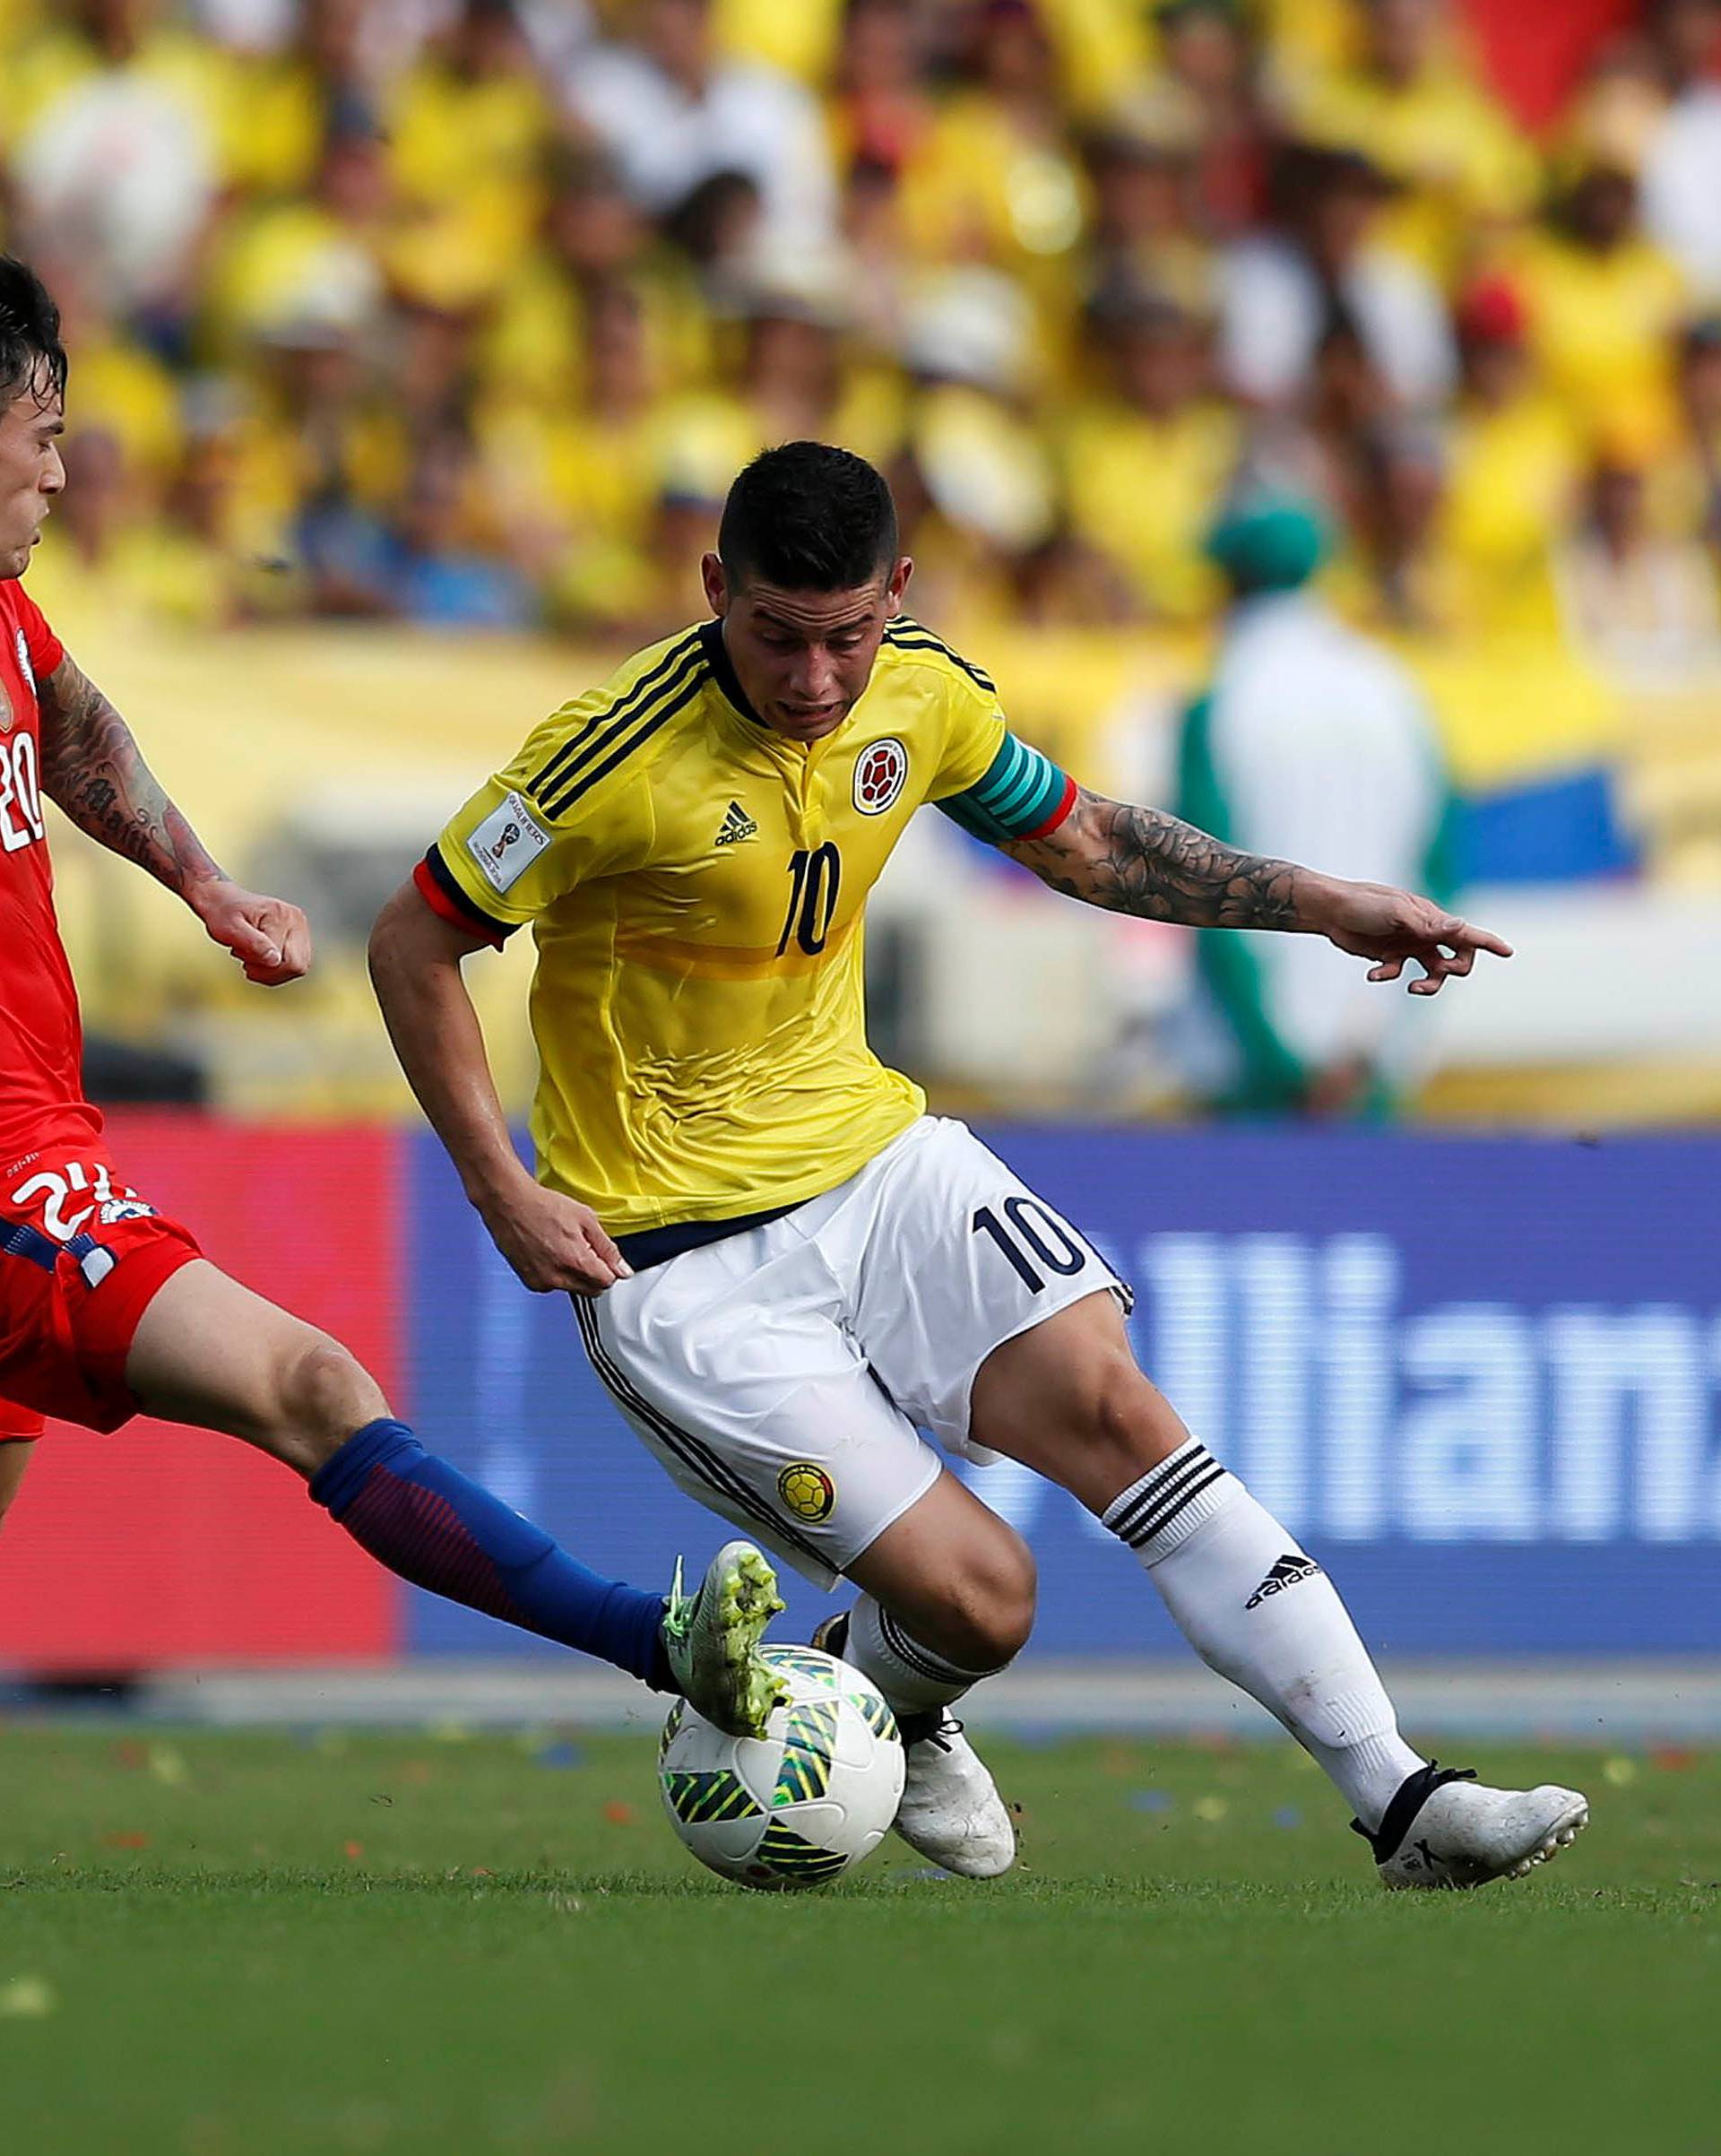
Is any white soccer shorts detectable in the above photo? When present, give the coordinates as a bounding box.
[572,1116,1129,1588]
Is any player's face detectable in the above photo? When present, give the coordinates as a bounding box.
[704,555,912,743]
[0,371,65,581]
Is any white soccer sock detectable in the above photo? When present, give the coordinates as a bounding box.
[845,1594,1005,1716]
[1104,1438,1423,1831]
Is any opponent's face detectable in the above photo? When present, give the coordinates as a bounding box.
[704,554,912,743]
[0,371,64,581]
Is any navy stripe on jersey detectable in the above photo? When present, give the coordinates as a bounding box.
[574,1299,832,1571]
[936,732,1072,842]
[883,619,997,695]
[538,663,711,818]
[420,844,518,939]
[527,628,705,807]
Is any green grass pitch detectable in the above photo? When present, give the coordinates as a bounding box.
[2,1723,1716,2155]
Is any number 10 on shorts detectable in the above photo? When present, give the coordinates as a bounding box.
[971,1199,1087,1294]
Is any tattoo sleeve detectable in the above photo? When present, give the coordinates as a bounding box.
[999,786,1304,930]
[37,654,223,896]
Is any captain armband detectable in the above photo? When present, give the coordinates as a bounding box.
[934,732,1077,844]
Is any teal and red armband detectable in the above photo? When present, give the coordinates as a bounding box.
[935,732,1077,844]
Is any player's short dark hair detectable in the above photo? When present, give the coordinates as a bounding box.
[718,443,899,592]
[0,257,65,411]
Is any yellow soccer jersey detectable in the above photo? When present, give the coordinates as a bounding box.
[419,619,1073,1242]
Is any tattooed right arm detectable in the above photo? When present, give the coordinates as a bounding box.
[36,653,224,895]
[36,650,314,986]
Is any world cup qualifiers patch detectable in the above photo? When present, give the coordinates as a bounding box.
[778,1462,836,1523]
[853,737,907,815]
[466,790,552,894]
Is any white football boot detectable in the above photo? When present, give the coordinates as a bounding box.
[811,1612,1016,1879]
[1356,1763,1589,1890]
[893,1710,1017,1879]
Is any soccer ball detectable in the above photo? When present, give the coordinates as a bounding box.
[658,1643,905,1891]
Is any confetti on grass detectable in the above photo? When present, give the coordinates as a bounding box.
[0,1977,57,2020]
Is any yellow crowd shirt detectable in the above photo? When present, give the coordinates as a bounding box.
[419,619,1075,1243]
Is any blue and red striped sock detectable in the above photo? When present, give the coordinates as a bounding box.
[310,1419,670,1687]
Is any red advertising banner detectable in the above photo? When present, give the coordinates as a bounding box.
[0,1114,402,1670]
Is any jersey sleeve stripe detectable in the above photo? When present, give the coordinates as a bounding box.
[415,846,514,945]
[538,666,711,818]
[882,619,997,694]
[527,628,705,804]
[934,732,1072,842]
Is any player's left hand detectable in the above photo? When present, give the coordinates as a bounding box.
[191,879,313,985]
[1313,879,1512,996]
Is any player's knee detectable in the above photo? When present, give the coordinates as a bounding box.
[267,1332,385,1473]
[935,1525,1037,1671]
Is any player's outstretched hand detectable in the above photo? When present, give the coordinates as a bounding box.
[481,1178,633,1297]
[1314,879,1513,996]
[192,879,313,985]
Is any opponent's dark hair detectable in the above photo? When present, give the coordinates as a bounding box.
[0,257,65,411]
[718,442,898,591]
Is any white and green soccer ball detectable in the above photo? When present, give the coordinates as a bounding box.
[658,1643,905,1891]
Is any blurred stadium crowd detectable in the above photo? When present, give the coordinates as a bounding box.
[10,0,1721,667]
[16,0,1721,1127]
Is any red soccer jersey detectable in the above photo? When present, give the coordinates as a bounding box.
[0,580,98,1178]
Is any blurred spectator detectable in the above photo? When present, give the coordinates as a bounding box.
[502,280,678,632]
[1059,286,1237,619]
[202,104,392,361]
[1656,312,1721,552]
[566,0,838,252]
[1636,0,1721,298]
[220,0,377,201]
[11,0,229,336]
[1136,0,1272,239]
[1557,434,1721,681]
[895,265,1059,619]
[897,1,1085,287]
[479,151,705,414]
[1172,495,1454,1118]
[381,432,536,630]
[1218,144,1456,410]
[1284,0,1538,279]
[227,316,408,616]
[385,0,558,303]
[49,264,185,498]
[1077,108,1215,321]
[828,0,933,174]
[714,0,844,86]
[840,153,916,357]
[1427,277,1578,637]
[26,423,243,634]
[1509,156,1688,434]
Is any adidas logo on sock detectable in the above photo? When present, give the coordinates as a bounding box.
[714,801,758,846]
[1245,1553,1322,1609]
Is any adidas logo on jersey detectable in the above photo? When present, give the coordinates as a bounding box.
[714,801,758,847]
[1245,1553,1322,1609]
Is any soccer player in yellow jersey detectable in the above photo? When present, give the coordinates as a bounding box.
[370,445,1588,1890]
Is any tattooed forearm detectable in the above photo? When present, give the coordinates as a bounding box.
[1002,787,1307,930]
[37,655,223,895]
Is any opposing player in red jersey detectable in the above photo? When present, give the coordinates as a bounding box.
[0,257,784,1739]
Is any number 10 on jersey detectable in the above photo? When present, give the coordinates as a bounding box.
[777,845,842,957]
